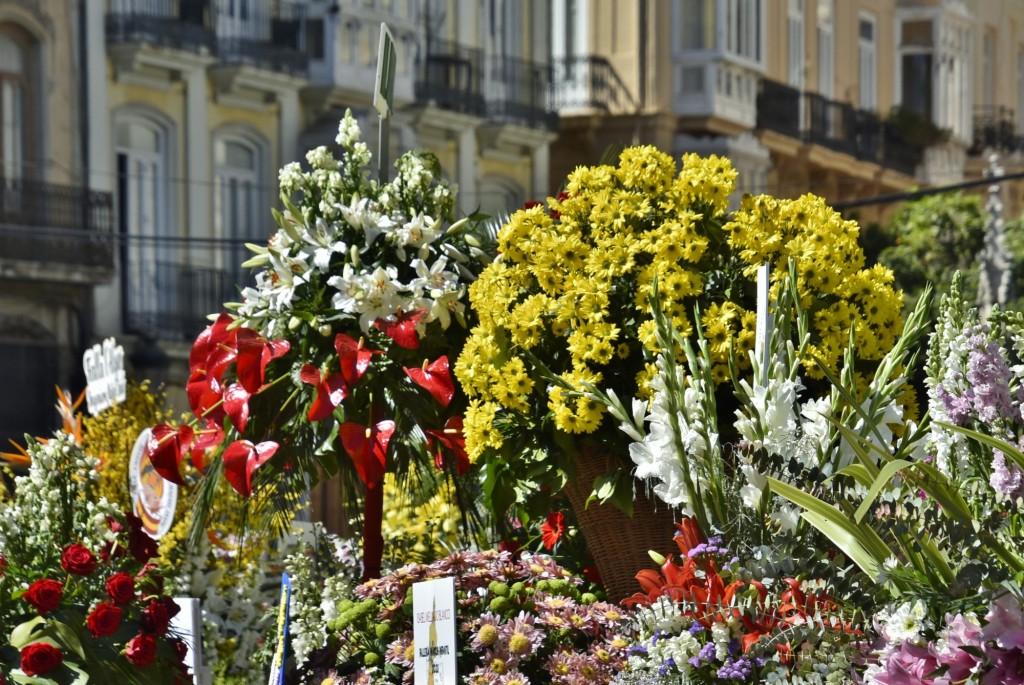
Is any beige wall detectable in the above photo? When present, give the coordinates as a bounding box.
[1,1,80,186]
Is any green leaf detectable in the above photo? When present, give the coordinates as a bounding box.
[42,620,86,661]
[937,422,1024,473]
[9,617,46,649]
[767,476,892,582]
[853,459,915,524]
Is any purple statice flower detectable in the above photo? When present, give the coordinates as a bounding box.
[966,335,1016,425]
[689,623,706,635]
[658,657,676,676]
[627,645,649,656]
[716,657,754,680]
[990,451,1024,499]
[936,383,975,426]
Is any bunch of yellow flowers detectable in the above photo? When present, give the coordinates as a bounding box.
[455,146,903,465]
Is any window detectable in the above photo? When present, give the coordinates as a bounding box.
[787,0,804,88]
[0,27,30,180]
[116,113,172,335]
[724,0,762,64]
[858,14,877,110]
[214,133,265,285]
[681,0,714,51]
[898,19,934,122]
[983,30,995,108]
[817,0,834,97]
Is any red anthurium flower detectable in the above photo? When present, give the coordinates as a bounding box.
[189,420,224,474]
[334,333,382,387]
[189,312,238,379]
[235,329,290,394]
[186,372,225,424]
[403,356,454,407]
[223,383,252,433]
[373,308,426,349]
[146,424,194,486]
[540,511,566,550]
[425,416,469,474]
[339,420,394,488]
[222,439,279,498]
[299,365,348,422]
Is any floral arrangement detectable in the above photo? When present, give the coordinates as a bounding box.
[0,434,189,684]
[287,549,630,684]
[454,146,904,523]
[146,109,492,578]
[622,518,861,684]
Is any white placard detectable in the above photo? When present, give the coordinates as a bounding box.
[373,23,397,119]
[754,263,774,387]
[171,598,210,685]
[83,337,127,415]
[129,428,178,539]
[413,577,457,685]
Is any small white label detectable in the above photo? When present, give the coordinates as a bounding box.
[374,23,397,118]
[413,577,458,685]
[83,337,127,415]
[755,263,774,386]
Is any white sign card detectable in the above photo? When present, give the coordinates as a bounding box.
[129,428,178,539]
[83,337,127,415]
[754,263,774,387]
[171,598,209,685]
[413,577,457,685]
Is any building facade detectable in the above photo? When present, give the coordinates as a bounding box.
[546,0,1022,224]
[0,1,113,448]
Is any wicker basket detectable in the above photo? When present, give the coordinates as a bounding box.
[562,449,678,603]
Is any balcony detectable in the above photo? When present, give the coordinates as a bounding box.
[415,39,558,130]
[0,177,114,280]
[106,0,308,77]
[757,79,921,176]
[414,38,486,118]
[123,252,243,341]
[550,56,636,115]
[971,106,1022,155]
[673,58,760,131]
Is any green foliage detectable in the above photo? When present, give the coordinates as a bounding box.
[877,191,986,312]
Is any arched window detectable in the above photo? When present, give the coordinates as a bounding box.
[213,128,267,287]
[478,175,525,217]
[115,109,174,335]
[0,25,32,179]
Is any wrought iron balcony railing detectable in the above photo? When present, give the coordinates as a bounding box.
[550,56,636,114]
[415,39,558,129]
[106,0,308,77]
[123,254,245,340]
[757,79,921,176]
[415,38,487,117]
[485,55,558,130]
[971,105,1022,154]
[0,177,114,269]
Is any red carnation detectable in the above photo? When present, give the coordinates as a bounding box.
[20,643,63,676]
[105,572,136,604]
[540,511,566,551]
[23,579,63,614]
[125,632,157,667]
[86,602,123,638]
[61,543,97,576]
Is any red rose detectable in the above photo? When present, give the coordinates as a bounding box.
[0,554,7,577]
[61,543,97,576]
[86,601,123,638]
[23,579,63,614]
[20,643,63,676]
[136,564,165,596]
[125,633,157,667]
[168,637,188,662]
[105,572,136,604]
[140,597,179,636]
[126,512,158,563]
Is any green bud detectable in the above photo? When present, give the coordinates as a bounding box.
[488,581,511,597]
[364,652,381,667]
[488,596,513,614]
